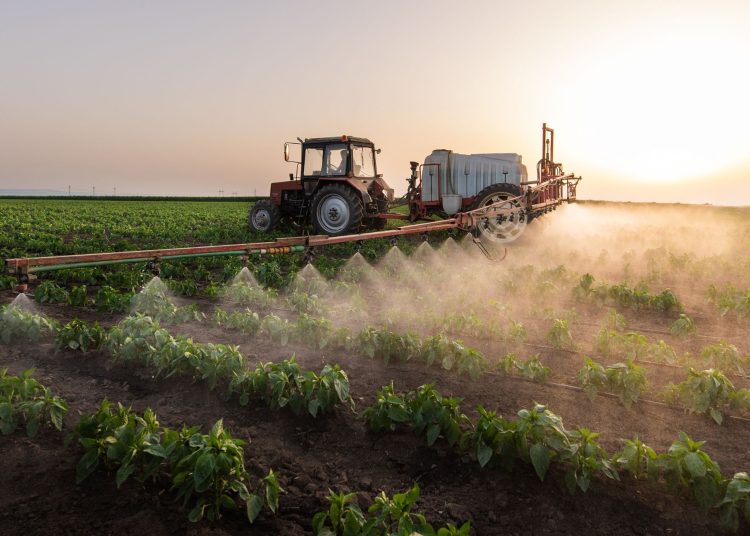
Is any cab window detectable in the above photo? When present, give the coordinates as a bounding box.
[322,144,348,176]
[352,145,376,177]
[303,147,324,176]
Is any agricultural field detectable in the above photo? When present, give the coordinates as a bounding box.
[3,197,750,535]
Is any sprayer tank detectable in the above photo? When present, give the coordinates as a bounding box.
[422,150,528,202]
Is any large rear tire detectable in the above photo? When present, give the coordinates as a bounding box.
[248,199,281,233]
[469,183,526,243]
[311,184,364,236]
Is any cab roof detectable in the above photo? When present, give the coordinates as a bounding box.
[304,136,373,146]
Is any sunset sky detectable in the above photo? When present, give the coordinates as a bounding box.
[1,1,749,204]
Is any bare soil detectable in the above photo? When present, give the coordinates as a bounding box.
[1,291,744,535]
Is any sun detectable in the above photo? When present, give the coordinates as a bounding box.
[550,17,749,183]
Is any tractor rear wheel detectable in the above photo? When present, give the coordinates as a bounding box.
[311,184,364,236]
[470,183,526,243]
[248,199,281,233]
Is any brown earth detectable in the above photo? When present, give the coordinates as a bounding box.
[2,291,747,535]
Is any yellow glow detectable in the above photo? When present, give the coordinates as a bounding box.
[553,19,750,183]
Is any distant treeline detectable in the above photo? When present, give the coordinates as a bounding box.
[0,196,262,202]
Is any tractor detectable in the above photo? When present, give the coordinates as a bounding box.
[249,136,394,236]
[249,125,580,242]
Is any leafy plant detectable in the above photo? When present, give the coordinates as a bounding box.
[0,368,68,437]
[56,319,106,353]
[718,472,750,533]
[95,285,133,313]
[34,280,69,304]
[68,285,88,306]
[231,358,353,417]
[357,327,421,364]
[614,436,660,480]
[312,484,470,536]
[71,402,280,523]
[546,318,575,350]
[506,320,527,345]
[224,282,278,309]
[671,314,697,337]
[604,360,647,409]
[700,341,747,375]
[363,384,467,448]
[497,353,549,383]
[665,368,749,424]
[213,307,262,336]
[0,306,59,344]
[659,432,725,511]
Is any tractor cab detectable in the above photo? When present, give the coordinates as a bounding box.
[249,135,393,236]
[290,136,379,195]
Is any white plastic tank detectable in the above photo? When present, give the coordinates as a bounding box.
[422,150,528,203]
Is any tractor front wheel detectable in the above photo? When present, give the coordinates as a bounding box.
[248,199,281,233]
[311,184,364,236]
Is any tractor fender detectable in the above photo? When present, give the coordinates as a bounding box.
[317,178,372,204]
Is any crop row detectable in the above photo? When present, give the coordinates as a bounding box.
[5,301,750,426]
[0,368,469,533]
[4,338,750,531]
[362,384,750,533]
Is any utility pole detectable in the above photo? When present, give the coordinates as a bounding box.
[68,185,71,196]
[219,189,224,197]
[92,186,95,196]
[113,186,116,196]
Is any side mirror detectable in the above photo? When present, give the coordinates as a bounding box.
[375,148,381,154]
[284,142,291,162]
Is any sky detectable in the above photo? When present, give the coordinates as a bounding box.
[1,0,749,204]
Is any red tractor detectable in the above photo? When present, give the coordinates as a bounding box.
[249,125,580,243]
[249,135,394,236]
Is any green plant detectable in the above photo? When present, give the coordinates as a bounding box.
[0,368,68,437]
[171,420,281,522]
[671,314,696,337]
[256,260,284,288]
[507,320,527,345]
[0,306,59,344]
[68,285,88,306]
[287,290,326,316]
[130,283,203,324]
[213,307,262,336]
[495,353,550,383]
[364,384,467,448]
[34,280,69,304]
[546,318,575,350]
[312,484,470,536]
[71,402,280,523]
[577,358,608,402]
[225,281,278,308]
[260,314,292,345]
[665,368,747,425]
[466,406,517,470]
[604,361,647,409]
[718,472,750,533]
[357,327,420,364]
[56,319,106,353]
[659,432,726,511]
[606,309,628,331]
[231,358,352,417]
[95,285,132,313]
[700,342,748,375]
[519,355,550,383]
[513,404,617,492]
[614,436,660,480]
